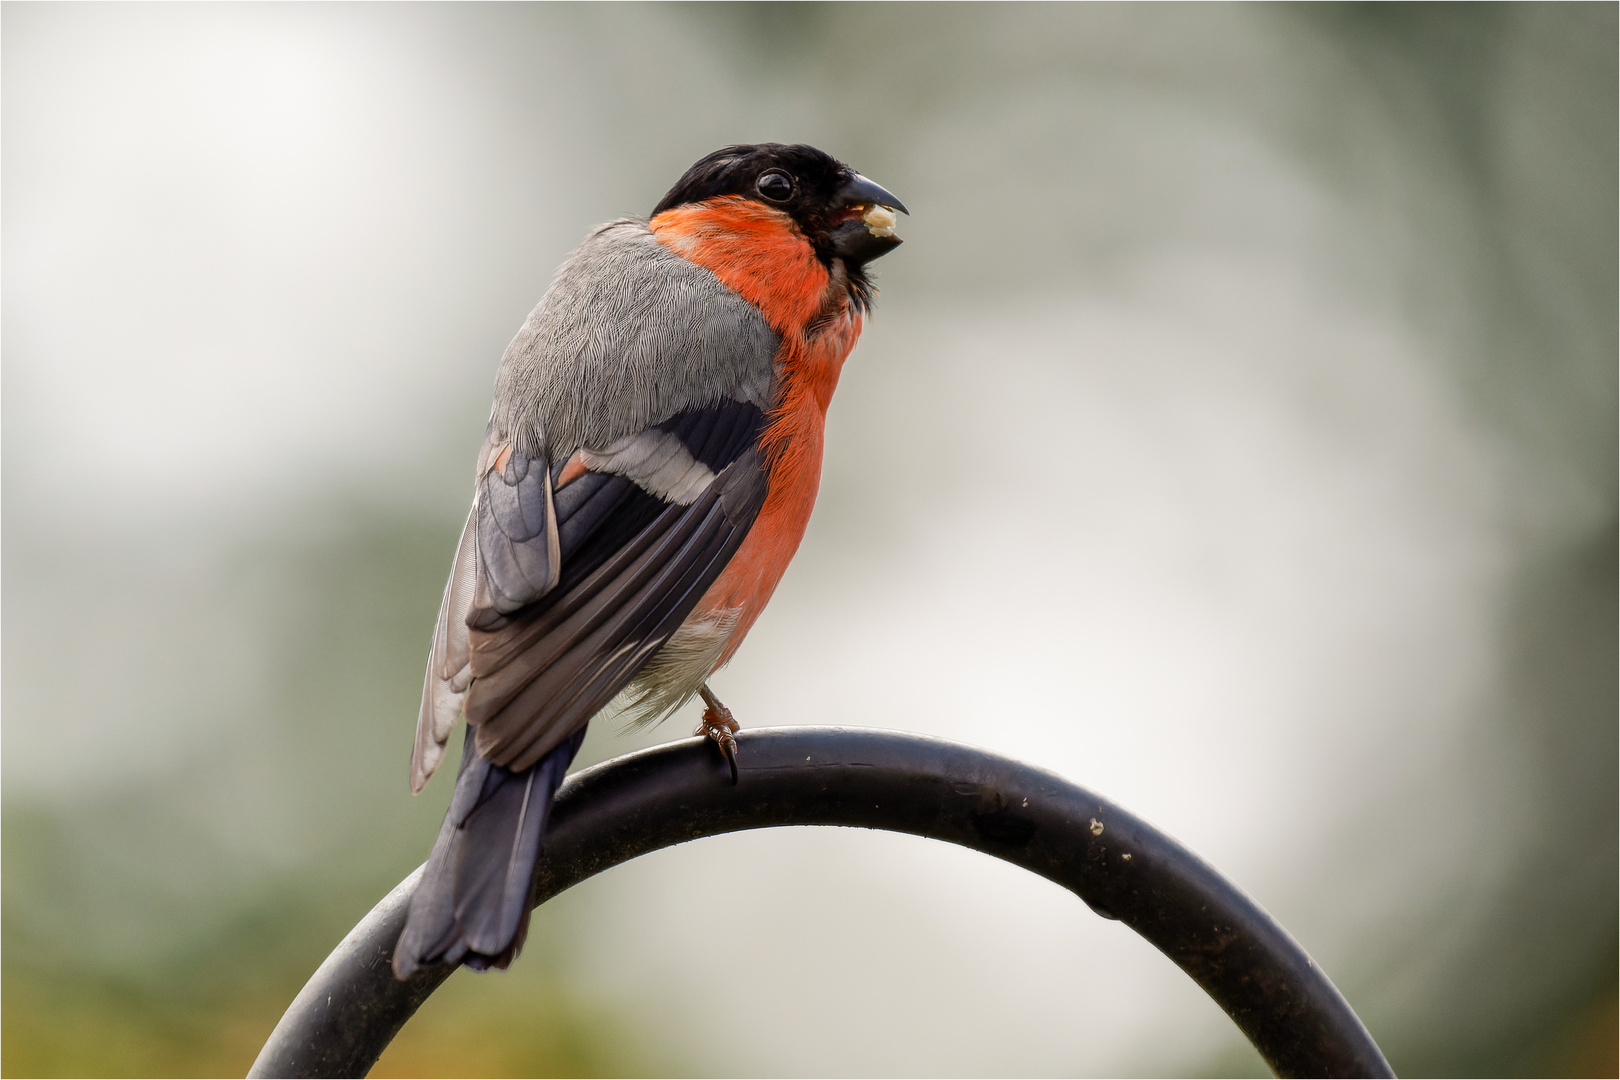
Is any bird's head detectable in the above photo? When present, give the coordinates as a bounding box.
[651,143,908,271]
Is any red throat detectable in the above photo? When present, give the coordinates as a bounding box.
[650,198,866,661]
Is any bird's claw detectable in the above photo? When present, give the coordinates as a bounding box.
[696,704,740,785]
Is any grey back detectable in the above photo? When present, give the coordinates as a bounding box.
[491,220,780,459]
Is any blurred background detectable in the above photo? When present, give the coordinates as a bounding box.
[3,4,1614,1077]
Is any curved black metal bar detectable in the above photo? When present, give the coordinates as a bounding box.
[249,727,1393,1079]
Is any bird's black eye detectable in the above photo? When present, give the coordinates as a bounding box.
[756,171,794,202]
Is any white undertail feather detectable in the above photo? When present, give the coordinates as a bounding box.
[610,607,742,730]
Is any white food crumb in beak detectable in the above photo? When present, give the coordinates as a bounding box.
[863,205,897,238]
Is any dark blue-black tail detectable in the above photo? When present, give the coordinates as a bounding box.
[393,725,587,978]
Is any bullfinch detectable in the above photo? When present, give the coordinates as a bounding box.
[393,144,907,978]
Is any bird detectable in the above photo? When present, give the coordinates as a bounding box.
[392,144,906,979]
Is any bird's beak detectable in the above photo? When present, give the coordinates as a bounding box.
[837,174,909,216]
[829,173,908,265]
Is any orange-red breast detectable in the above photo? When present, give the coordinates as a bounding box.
[394,144,906,978]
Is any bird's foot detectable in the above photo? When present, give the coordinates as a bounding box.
[695,686,740,785]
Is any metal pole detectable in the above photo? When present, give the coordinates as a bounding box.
[249,726,1394,1079]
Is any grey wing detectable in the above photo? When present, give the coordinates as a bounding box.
[411,505,477,792]
[466,398,769,773]
[412,398,770,786]
[411,434,561,792]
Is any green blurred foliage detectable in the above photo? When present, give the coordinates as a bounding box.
[2,510,667,1076]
